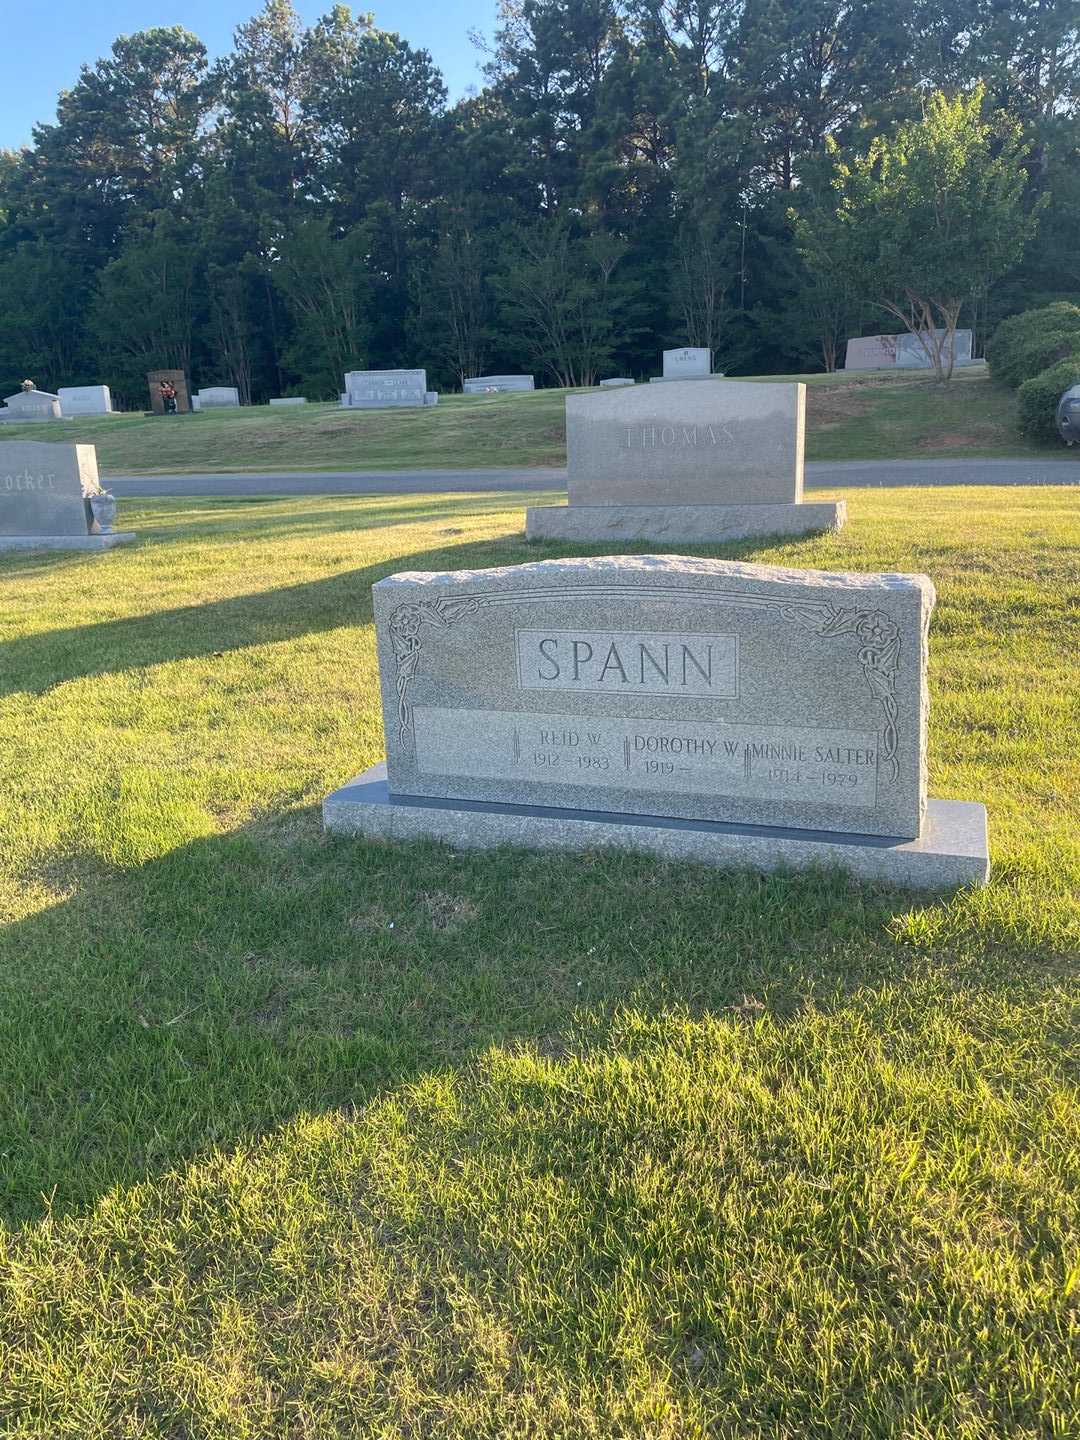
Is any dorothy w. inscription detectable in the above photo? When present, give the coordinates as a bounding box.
[373,555,933,839]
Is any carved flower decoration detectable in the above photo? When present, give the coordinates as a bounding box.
[390,604,425,649]
[856,615,897,649]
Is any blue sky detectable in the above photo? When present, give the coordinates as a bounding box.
[0,0,501,149]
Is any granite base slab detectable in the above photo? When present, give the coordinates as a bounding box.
[525,502,845,543]
[0,532,135,551]
[324,763,989,891]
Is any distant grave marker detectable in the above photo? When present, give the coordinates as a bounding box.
[0,440,134,550]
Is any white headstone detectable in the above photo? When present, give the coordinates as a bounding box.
[0,389,62,422]
[661,348,711,380]
[462,375,535,393]
[344,370,430,408]
[57,385,113,416]
[194,387,240,408]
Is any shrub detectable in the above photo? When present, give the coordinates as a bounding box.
[987,302,1080,388]
[1016,356,1080,442]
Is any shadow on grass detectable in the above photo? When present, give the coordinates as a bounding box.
[0,536,524,699]
[0,794,963,1230]
[0,520,809,700]
[121,494,559,540]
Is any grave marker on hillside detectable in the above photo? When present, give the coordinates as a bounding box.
[526,380,843,542]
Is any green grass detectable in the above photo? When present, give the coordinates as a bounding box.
[1,369,1067,473]
[0,488,1078,1436]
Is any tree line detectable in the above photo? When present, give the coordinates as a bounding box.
[0,0,1077,405]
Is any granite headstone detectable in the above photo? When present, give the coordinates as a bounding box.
[342,370,434,408]
[194,386,240,408]
[147,370,191,414]
[0,440,134,549]
[463,375,535,393]
[324,554,989,888]
[844,330,976,371]
[526,380,844,541]
[662,347,711,379]
[58,385,113,416]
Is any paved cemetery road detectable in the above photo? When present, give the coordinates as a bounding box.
[105,457,1079,498]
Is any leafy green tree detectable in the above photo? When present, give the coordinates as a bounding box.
[90,212,200,400]
[216,0,315,219]
[824,87,1040,380]
[485,0,624,213]
[25,28,213,238]
[270,216,370,395]
[410,208,498,385]
[733,0,912,190]
[671,208,737,362]
[496,218,626,385]
[0,242,94,394]
[308,30,445,226]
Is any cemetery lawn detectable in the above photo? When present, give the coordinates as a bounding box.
[1,486,1078,1438]
[0,368,1063,473]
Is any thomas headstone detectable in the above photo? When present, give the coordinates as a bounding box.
[600,377,635,387]
[463,375,535,393]
[269,397,307,407]
[526,380,844,542]
[324,554,988,889]
[0,441,134,550]
[147,369,191,414]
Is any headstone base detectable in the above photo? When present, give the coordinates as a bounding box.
[0,532,136,552]
[324,764,989,891]
[525,502,845,543]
